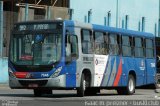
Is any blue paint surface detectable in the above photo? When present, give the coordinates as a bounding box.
[64,20,77,87]
[92,21,156,86]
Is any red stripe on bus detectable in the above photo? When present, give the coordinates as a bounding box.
[113,59,122,86]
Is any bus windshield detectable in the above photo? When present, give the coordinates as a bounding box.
[10,33,62,65]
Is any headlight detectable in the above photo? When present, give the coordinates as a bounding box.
[50,67,62,78]
[8,68,16,78]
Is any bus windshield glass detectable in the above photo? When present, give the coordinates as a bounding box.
[10,23,62,65]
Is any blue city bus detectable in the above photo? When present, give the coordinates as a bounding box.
[8,20,156,97]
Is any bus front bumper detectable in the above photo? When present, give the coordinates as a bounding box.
[9,74,67,89]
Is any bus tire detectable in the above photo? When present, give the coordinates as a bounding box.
[77,74,86,97]
[45,90,53,94]
[117,75,135,95]
[126,75,135,95]
[34,89,42,97]
[85,88,100,96]
[117,88,125,95]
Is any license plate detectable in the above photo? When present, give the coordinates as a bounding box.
[28,84,38,88]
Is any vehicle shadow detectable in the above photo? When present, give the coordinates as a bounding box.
[0,92,144,98]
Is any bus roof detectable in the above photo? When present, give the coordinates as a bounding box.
[64,20,154,38]
[92,24,154,38]
[14,20,154,38]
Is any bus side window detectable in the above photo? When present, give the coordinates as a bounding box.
[94,31,107,55]
[81,29,93,54]
[122,35,132,56]
[109,34,119,55]
[146,39,154,58]
[134,37,144,57]
[104,33,109,54]
[70,35,79,59]
[65,34,78,63]
[65,36,71,59]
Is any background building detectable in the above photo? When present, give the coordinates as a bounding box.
[0,0,69,83]
[0,0,160,83]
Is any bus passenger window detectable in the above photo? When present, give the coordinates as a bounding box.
[81,29,93,54]
[94,31,107,55]
[134,37,144,57]
[65,37,71,58]
[146,39,154,58]
[109,34,119,55]
[70,35,78,58]
[104,34,109,54]
[65,34,78,62]
[122,36,132,56]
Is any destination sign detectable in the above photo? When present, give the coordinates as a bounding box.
[15,23,62,31]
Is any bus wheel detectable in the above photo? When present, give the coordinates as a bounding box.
[117,75,135,95]
[126,75,135,95]
[117,88,124,95]
[85,88,100,96]
[45,90,53,94]
[77,74,87,97]
[34,89,43,97]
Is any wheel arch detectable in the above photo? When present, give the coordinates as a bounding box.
[81,69,92,86]
[129,70,137,85]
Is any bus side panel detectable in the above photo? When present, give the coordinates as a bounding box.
[146,59,156,85]
[108,56,121,87]
[120,57,146,87]
[101,56,122,87]
[120,57,135,87]
[94,55,109,87]
[132,58,145,86]
[65,60,77,88]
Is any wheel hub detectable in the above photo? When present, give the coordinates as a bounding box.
[129,78,134,92]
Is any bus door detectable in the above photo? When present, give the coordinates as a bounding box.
[65,34,78,87]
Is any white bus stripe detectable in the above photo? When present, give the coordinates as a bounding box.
[108,57,117,86]
[101,58,112,86]
[100,56,110,86]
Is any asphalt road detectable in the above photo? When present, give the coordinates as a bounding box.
[0,87,160,106]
